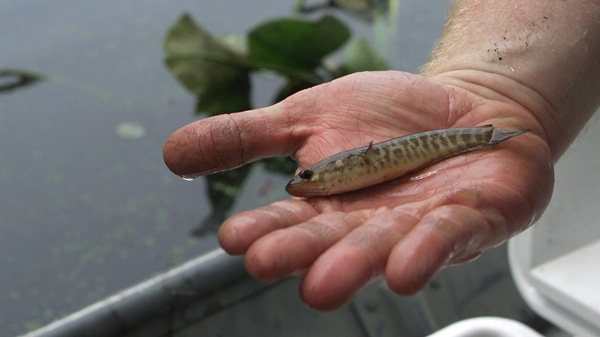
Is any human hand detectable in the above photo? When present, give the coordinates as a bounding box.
[163,71,554,310]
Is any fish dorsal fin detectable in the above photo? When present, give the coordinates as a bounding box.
[363,141,377,164]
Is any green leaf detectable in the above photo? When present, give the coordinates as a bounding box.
[163,13,251,115]
[194,85,250,116]
[248,15,351,73]
[337,37,389,77]
[192,165,253,236]
[273,78,315,103]
[261,156,297,176]
[298,0,391,23]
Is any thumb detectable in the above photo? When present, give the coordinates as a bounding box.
[162,102,309,178]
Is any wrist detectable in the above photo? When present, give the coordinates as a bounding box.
[428,70,555,157]
[422,0,600,161]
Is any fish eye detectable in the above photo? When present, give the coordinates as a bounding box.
[298,169,314,179]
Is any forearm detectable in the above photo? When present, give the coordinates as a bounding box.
[422,0,600,160]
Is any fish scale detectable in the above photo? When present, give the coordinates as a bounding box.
[286,125,528,197]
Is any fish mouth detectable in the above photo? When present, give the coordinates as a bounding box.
[285,177,325,197]
[285,176,305,196]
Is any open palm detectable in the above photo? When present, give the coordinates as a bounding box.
[163,71,553,310]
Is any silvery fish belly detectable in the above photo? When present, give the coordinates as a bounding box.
[285,125,528,197]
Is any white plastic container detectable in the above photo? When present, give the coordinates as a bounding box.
[427,317,543,337]
[509,115,600,337]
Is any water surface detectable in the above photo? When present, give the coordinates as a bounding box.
[0,1,449,335]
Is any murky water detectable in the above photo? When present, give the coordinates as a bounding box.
[0,1,449,335]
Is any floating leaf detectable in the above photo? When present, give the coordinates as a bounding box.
[116,122,146,139]
[0,69,45,93]
[248,15,350,73]
[163,14,251,115]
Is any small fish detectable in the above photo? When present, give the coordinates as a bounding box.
[286,125,528,197]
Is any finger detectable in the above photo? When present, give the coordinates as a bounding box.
[162,102,310,178]
[385,205,497,295]
[244,212,365,281]
[299,208,420,310]
[218,200,318,255]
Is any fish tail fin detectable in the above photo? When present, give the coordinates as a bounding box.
[489,128,529,145]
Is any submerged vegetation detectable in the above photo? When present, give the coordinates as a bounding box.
[163,0,395,235]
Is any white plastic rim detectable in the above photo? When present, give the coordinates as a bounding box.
[509,233,600,337]
[426,317,543,337]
